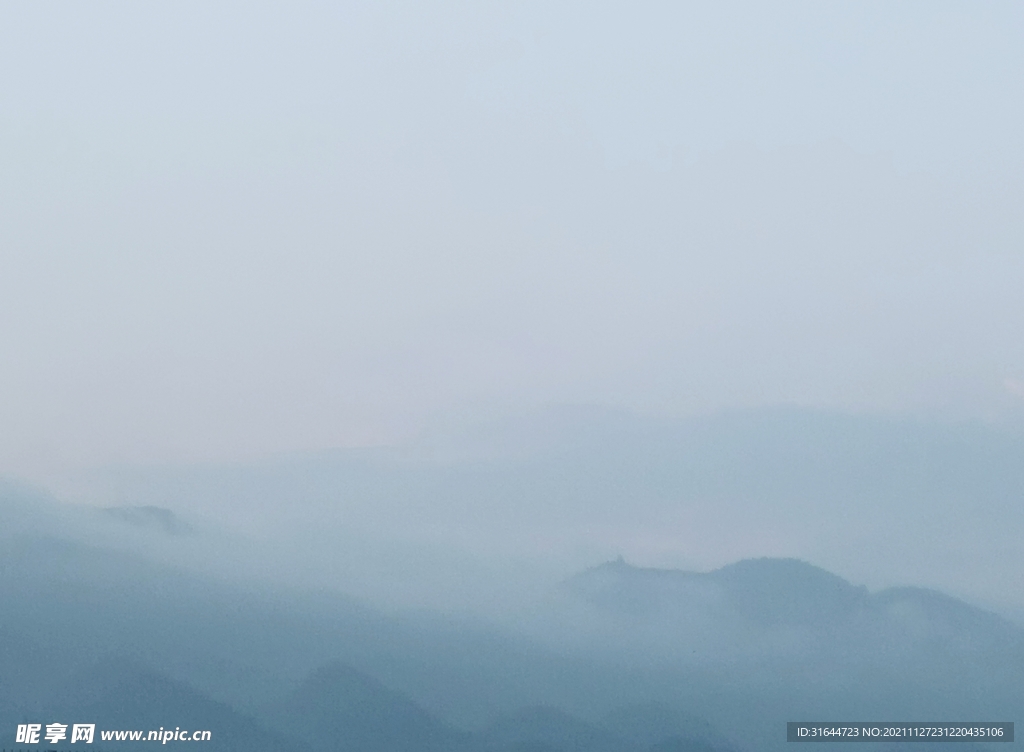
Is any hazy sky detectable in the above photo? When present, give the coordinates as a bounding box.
[2,1,1024,477]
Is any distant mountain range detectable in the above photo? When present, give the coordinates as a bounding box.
[3,480,1022,752]
[49,406,1024,619]
[556,557,1024,658]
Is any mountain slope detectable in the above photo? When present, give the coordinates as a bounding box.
[2,660,294,752]
[263,662,472,752]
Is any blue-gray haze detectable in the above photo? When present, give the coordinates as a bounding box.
[2,3,1023,751]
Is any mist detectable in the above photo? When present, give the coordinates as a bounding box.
[3,2,1024,478]
[3,3,1024,751]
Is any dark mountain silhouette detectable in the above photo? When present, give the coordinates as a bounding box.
[561,556,1024,651]
[3,659,294,752]
[599,703,734,751]
[481,706,632,752]
[552,557,1024,748]
[551,557,879,661]
[3,481,1022,752]
[263,662,472,752]
[260,665,738,752]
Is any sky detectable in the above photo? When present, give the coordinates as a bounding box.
[2,1,1024,479]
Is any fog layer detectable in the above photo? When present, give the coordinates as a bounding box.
[3,2,1024,478]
